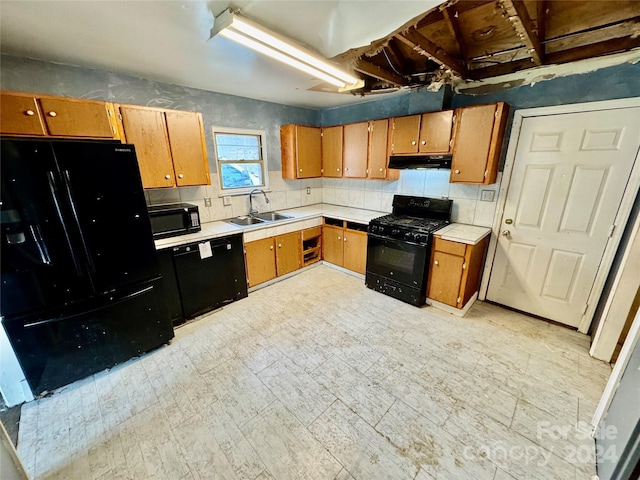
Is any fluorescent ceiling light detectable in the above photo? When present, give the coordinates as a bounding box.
[211,9,361,89]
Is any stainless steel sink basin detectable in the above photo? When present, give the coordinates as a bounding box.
[253,212,292,222]
[227,216,266,226]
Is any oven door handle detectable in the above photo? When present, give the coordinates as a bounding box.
[367,232,428,248]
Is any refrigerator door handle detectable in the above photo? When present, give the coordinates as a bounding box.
[28,224,51,265]
[62,169,96,274]
[22,284,155,328]
[47,171,84,277]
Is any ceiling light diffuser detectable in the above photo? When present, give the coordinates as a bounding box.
[210,9,360,89]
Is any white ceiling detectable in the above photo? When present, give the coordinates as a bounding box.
[0,0,441,109]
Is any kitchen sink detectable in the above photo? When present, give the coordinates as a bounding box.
[253,212,293,222]
[228,216,266,226]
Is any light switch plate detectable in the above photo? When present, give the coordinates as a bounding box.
[480,190,495,202]
[223,196,231,206]
[204,197,212,207]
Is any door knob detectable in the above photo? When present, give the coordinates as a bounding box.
[502,230,511,237]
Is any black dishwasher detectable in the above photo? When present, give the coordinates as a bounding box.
[162,233,248,323]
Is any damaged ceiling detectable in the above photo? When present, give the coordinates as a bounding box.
[335,0,640,96]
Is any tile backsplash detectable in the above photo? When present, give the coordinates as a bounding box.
[146,169,501,227]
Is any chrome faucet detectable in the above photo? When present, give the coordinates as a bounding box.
[249,188,269,216]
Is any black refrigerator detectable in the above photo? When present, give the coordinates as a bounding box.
[1,138,174,396]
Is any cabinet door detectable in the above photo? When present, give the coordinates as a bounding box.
[367,119,389,179]
[165,110,210,187]
[427,251,464,307]
[275,231,301,276]
[119,106,175,188]
[0,93,46,135]
[450,104,498,184]
[39,97,115,138]
[322,126,343,178]
[322,225,344,266]
[343,230,368,274]
[419,110,453,153]
[296,125,322,178]
[245,238,277,287]
[391,115,420,154]
[343,122,368,178]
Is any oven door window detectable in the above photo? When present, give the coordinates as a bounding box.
[366,234,428,288]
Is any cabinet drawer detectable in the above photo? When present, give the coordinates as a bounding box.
[302,226,322,240]
[433,237,467,256]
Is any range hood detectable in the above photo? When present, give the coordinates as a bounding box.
[388,154,452,170]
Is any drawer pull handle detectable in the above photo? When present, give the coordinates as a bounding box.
[25,110,35,116]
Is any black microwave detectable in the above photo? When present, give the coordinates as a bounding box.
[147,203,201,239]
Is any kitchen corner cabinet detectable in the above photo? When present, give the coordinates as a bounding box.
[116,105,210,189]
[390,110,454,155]
[281,124,322,179]
[322,218,368,275]
[1,91,118,138]
[450,102,509,184]
[427,236,489,309]
[245,231,301,287]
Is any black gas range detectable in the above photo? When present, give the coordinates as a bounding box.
[365,195,452,306]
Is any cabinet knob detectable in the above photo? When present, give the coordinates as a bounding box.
[454,169,461,174]
[337,236,341,240]
[299,168,303,172]
[278,244,282,248]
[434,260,439,266]
[25,110,35,116]
[411,141,416,145]
[344,237,347,242]
[379,168,383,172]
[337,168,340,172]
[165,174,171,180]
[270,245,274,250]
[178,173,184,179]
[421,140,426,145]
[48,111,57,117]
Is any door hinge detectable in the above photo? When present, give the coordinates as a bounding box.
[582,304,589,316]
[392,122,395,130]
[608,224,615,237]
[320,132,324,137]
[118,113,123,120]
[368,125,371,132]
[484,170,488,178]
[462,262,466,270]
[495,111,498,119]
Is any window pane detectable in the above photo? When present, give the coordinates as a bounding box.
[215,134,260,148]
[217,145,260,161]
[220,162,264,189]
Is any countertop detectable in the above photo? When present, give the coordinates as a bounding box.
[434,223,491,245]
[154,204,387,250]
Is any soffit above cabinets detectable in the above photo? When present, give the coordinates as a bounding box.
[1,1,638,108]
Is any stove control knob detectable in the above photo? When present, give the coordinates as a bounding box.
[392,229,400,236]
[405,232,413,240]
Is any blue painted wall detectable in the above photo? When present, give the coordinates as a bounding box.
[0,54,320,172]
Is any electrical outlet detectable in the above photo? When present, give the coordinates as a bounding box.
[306,187,311,195]
[480,190,495,202]
[223,195,231,206]
[204,197,212,207]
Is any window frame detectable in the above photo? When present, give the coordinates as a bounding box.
[212,126,270,196]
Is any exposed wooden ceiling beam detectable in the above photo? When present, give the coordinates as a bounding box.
[442,7,468,62]
[395,29,468,77]
[500,0,544,65]
[467,58,532,80]
[383,40,407,75]
[536,0,547,43]
[354,59,408,87]
[545,36,640,64]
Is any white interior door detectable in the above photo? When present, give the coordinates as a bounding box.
[487,107,640,328]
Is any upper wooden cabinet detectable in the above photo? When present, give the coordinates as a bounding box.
[343,122,368,178]
[281,124,322,179]
[321,125,343,178]
[367,119,391,180]
[1,91,118,138]
[450,102,509,184]
[116,105,210,189]
[390,110,454,155]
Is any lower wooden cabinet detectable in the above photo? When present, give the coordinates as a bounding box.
[245,231,301,287]
[322,218,368,275]
[427,236,489,308]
